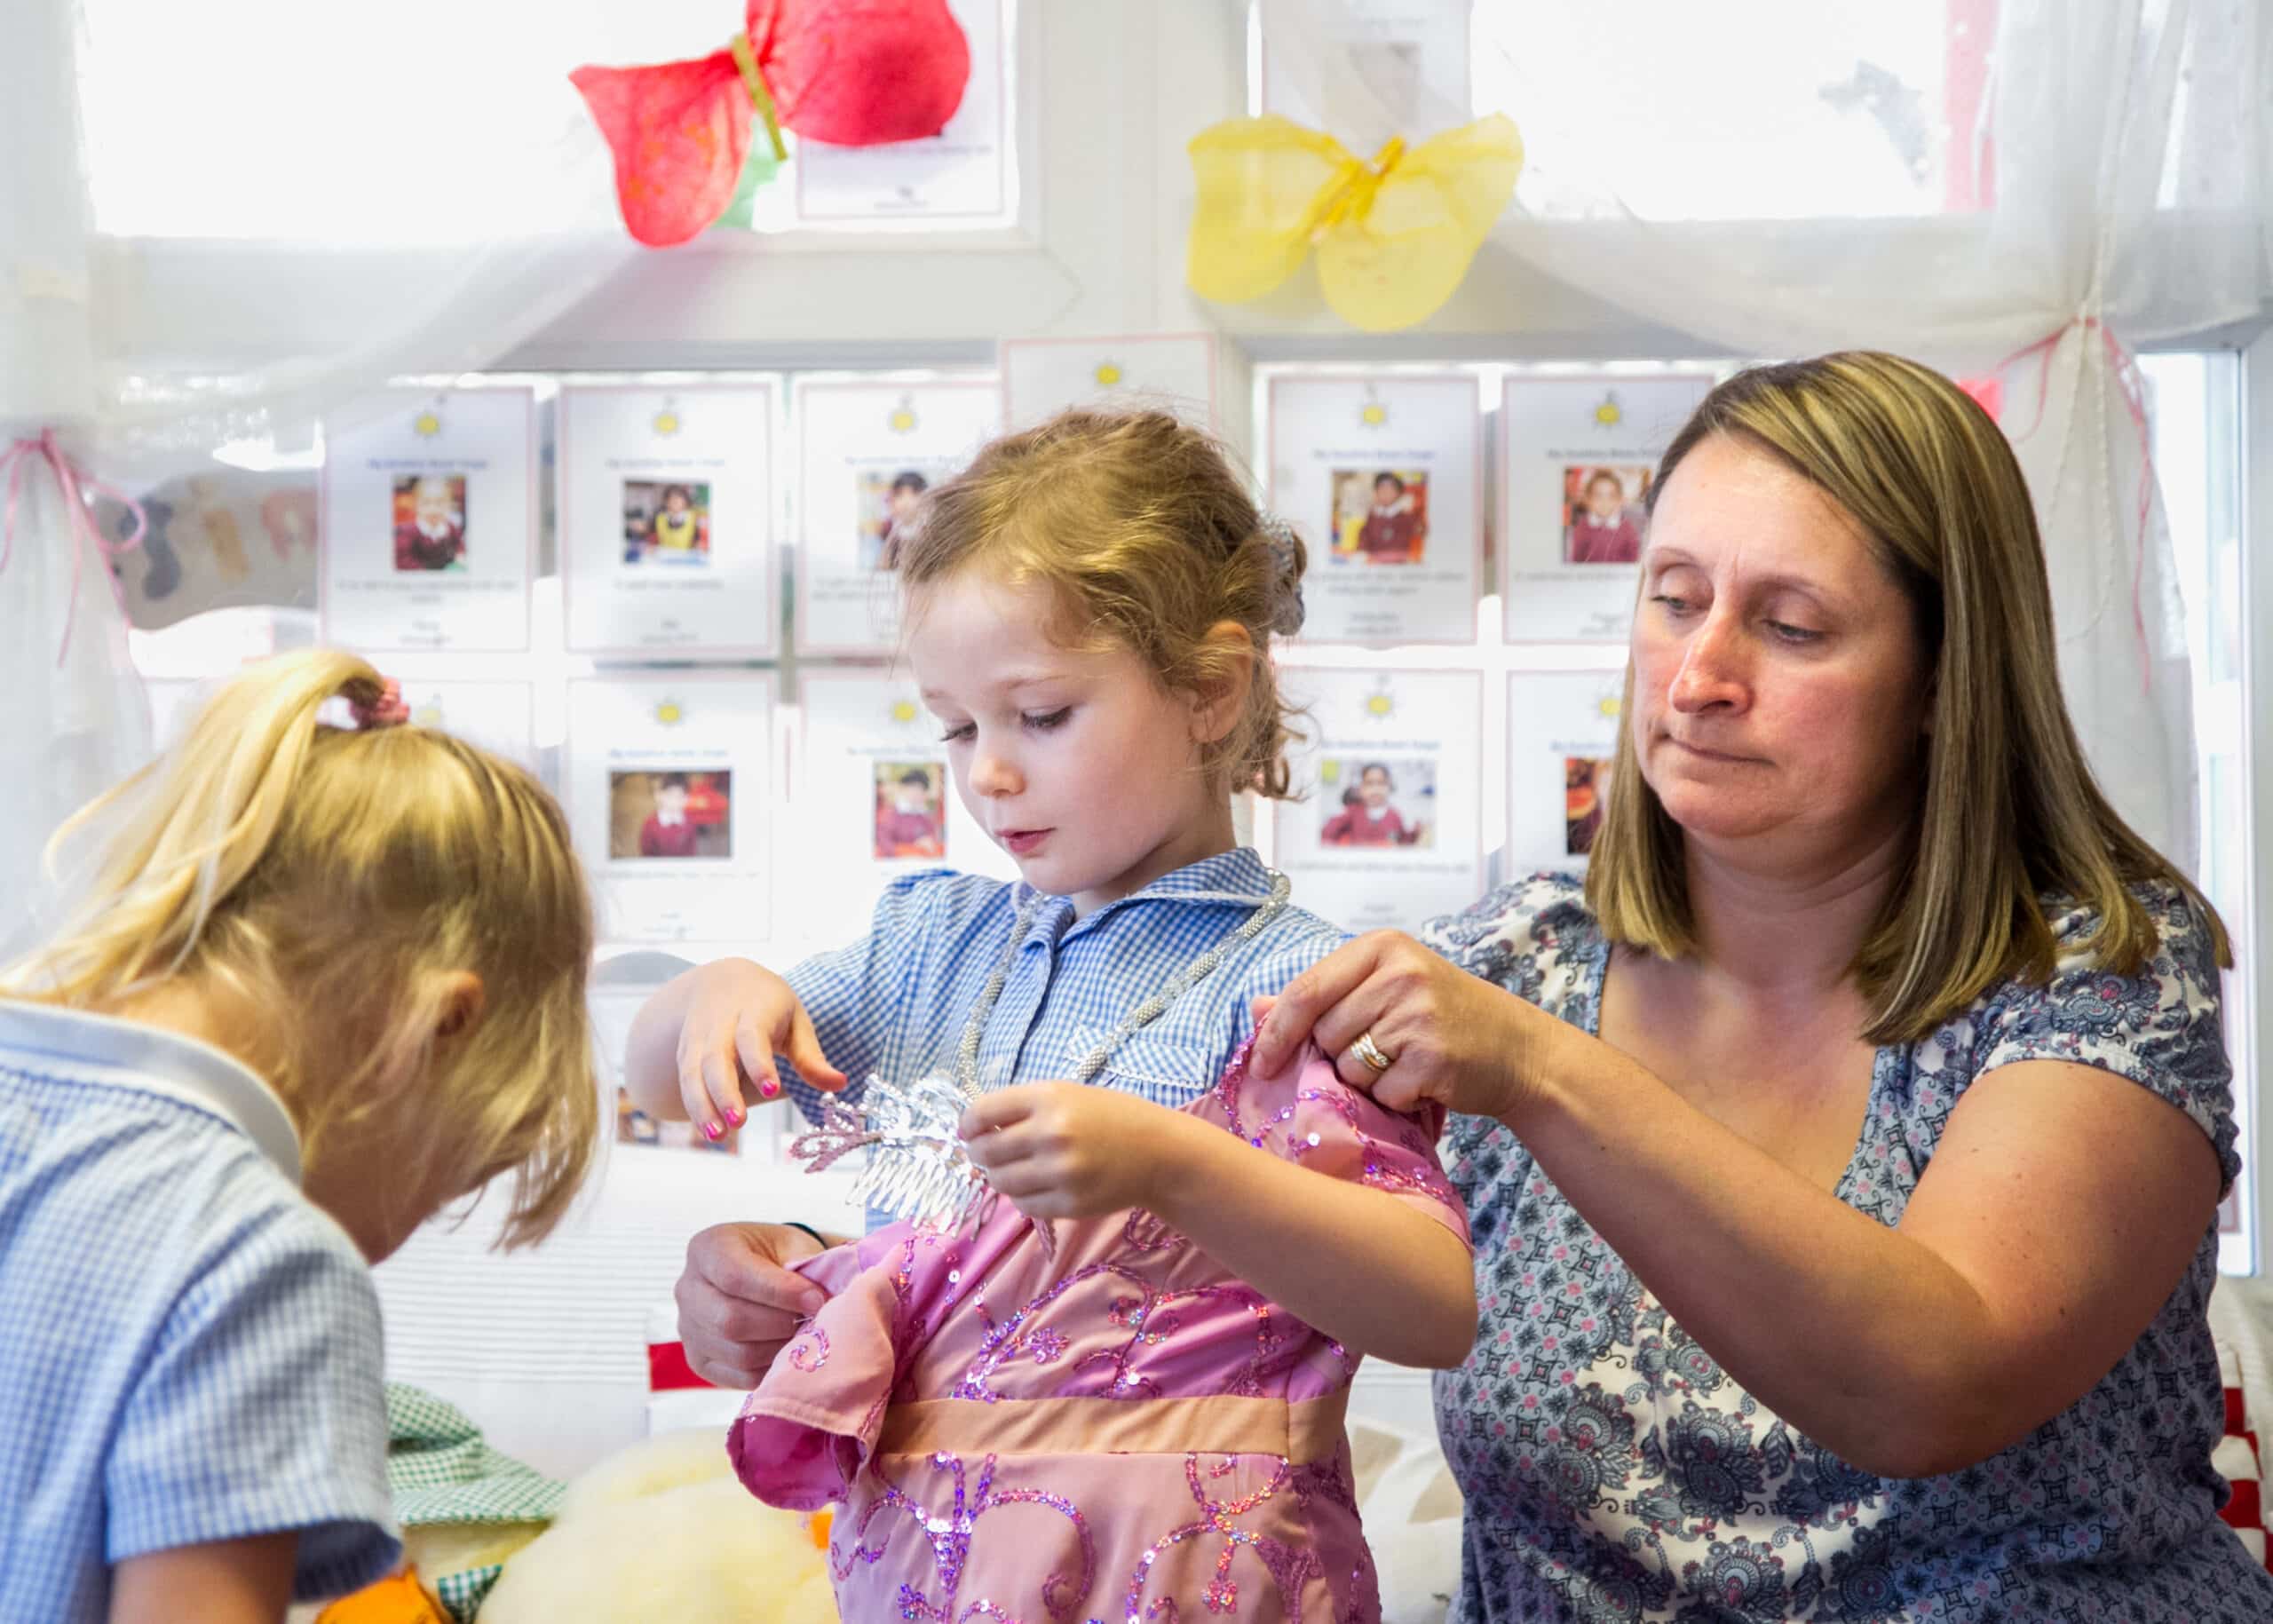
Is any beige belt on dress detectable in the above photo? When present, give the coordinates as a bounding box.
[876,1390,1351,1464]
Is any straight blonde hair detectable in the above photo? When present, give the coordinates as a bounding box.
[1584,352,2229,1044]
[890,408,1309,797]
[1,650,598,1246]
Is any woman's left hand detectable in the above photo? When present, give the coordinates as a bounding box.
[960,1082,1196,1219]
[1249,930,1556,1122]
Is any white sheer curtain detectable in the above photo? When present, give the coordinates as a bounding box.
[1263,0,2273,872]
[0,0,644,915]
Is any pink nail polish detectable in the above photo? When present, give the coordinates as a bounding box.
[726,1107,746,1128]
[703,1121,724,1142]
[760,1078,780,1100]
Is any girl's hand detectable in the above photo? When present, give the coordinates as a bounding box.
[960,1083,1198,1219]
[673,959,847,1136]
[1248,930,1552,1123]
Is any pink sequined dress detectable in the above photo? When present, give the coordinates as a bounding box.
[730,1041,1472,1622]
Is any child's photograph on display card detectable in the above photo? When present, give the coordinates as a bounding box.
[1000,335,1217,433]
[609,770,733,861]
[854,465,953,571]
[1270,669,1485,933]
[1318,757,1436,848]
[1561,465,1651,566]
[1506,671,1628,874]
[1501,374,1715,643]
[566,677,773,946]
[390,473,468,572]
[621,479,713,567]
[320,388,535,652]
[872,761,946,860]
[558,383,777,657]
[792,673,1019,941]
[796,380,1000,654]
[1267,373,1484,646]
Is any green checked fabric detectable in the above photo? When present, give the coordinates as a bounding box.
[384,1385,564,1621]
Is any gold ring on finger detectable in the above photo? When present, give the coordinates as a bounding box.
[1350,1029,1395,1074]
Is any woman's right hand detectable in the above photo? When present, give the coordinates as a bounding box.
[632,957,848,1136]
[675,1222,833,1390]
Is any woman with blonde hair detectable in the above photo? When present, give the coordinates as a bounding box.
[0,651,601,1624]
[1253,352,2273,1621]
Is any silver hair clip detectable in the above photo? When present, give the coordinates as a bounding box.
[1257,511,1306,636]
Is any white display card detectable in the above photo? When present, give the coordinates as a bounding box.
[1501,373,1715,644]
[791,671,1018,942]
[1267,373,1484,646]
[558,383,778,657]
[1271,667,1485,933]
[395,679,537,772]
[795,378,1001,655]
[1261,0,1473,137]
[594,989,776,1161]
[1504,669,1627,876]
[794,0,1010,224]
[566,675,774,946]
[320,387,535,652]
[1000,334,1217,433]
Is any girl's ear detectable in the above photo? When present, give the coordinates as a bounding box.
[1188,621,1255,749]
[432,970,486,1042]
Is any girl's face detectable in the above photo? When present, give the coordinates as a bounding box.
[1359,768,1391,809]
[664,491,690,514]
[1374,479,1400,506]
[1587,477,1625,519]
[909,571,1228,916]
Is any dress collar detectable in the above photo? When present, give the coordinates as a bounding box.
[0,1000,302,1183]
[1011,847,1279,942]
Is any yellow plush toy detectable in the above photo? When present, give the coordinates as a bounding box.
[478,1427,836,1624]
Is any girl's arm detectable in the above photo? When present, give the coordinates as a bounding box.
[961,1085,1475,1370]
[109,1533,297,1624]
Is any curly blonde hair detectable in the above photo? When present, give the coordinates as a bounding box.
[889,408,1309,797]
[2,650,598,1248]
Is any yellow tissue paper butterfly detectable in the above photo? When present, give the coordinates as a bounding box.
[1186,113,1522,333]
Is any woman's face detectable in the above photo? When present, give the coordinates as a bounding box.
[1629,435,1930,864]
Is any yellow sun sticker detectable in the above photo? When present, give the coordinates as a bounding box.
[655,701,684,726]
[412,410,442,438]
[410,702,445,729]
[1093,361,1124,387]
[890,699,919,724]
[1366,693,1394,718]
[653,409,682,437]
[1597,694,1622,718]
[889,406,917,433]
[1360,402,1388,427]
[1593,394,1622,428]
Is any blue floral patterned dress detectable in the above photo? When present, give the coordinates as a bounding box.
[1429,874,2273,1623]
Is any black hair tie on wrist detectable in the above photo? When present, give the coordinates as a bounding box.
[780,1220,832,1253]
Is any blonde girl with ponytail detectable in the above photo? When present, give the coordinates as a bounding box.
[0,649,600,1624]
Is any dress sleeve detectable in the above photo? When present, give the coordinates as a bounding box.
[106,1202,399,1604]
[1972,884,2239,1191]
[1218,1042,1471,1247]
[728,1239,899,1511]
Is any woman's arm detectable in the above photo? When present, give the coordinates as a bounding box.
[1253,931,2222,1478]
[961,1084,1476,1370]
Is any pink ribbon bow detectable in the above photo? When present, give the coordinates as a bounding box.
[350,677,412,730]
[0,429,147,666]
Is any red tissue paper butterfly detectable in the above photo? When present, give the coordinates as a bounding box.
[572,0,971,247]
